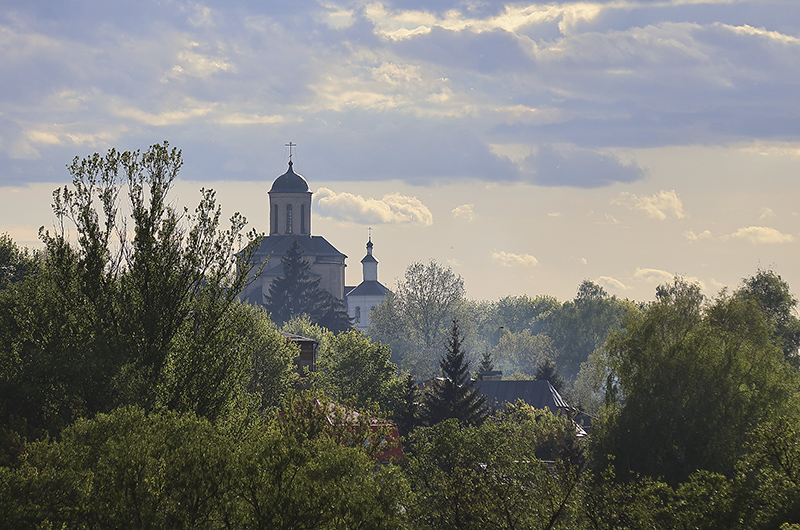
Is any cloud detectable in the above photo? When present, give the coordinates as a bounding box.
[492,251,539,267]
[684,229,712,241]
[725,226,794,244]
[596,276,629,291]
[633,268,674,284]
[451,203,474,221]
[523,144,646,188]
[314,188,433,225]
[613,190,686,220]
[759,207,775,220]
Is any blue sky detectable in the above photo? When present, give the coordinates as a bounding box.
[2,0,799,302]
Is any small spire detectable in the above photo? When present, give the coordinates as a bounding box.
[367,227,373,254]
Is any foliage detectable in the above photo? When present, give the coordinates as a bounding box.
[0,233,36,288]
[395,373,421,437]
[405,406,584,530]
[0,394,409,530]
[422,320,487,426]
[594,277,800,485]
[546,280,633,379]
[0,143,297,446]
[492,328,557,378]
[313,329,404,413]
[535,358,566,394]
[735,269,800,364]
[265,238,352,333]
[369,259,466,379]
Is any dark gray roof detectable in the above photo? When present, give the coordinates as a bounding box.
[474,380,570,413]
[361,254,378,264]
[251,235,346,261]
[346,280,389,297]
[269,161,310,193]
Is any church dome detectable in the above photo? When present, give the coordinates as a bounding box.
[270,161,309,193]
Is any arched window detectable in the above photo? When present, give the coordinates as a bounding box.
[355,306,361,323]
[300,204,306,234]
[286,204,293,234]
[272,206,278,234]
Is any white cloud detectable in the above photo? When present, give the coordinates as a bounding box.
[613,190,686,220]
[726,226,794,244]
[314,188,433,225]
[451,203,475,221]
[633,268,674,284]
[684,229,712,241]
[492,251,539,267]
[759,207,776,220]
[596,276,629,291]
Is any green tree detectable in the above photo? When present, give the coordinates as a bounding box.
[547,280,632,379]
[369,259,466,379]
[313,329,404,413]
[423,320,486,426]
[594,277,800,485]
[405,405,584,530]
[0,233,36,288]
[0,142,288,441]
[535,358,566,394]
[735,269,800,364]
[265,238,351,333]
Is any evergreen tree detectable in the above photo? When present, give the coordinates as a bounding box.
[477,349,494,379]
[423,320,486,426]
[265,239,351,333]
[534,358,565,393]
[395,373,421,436]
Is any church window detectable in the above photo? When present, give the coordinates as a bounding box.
[286,204,293,234]
[272,206,278,234]
[355,306,361,323]
[300,204,306,234]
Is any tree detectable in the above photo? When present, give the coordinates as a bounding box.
[546,280,632,379]
[369,259,466,378]
[395,373,421,437]
[0,234,36,288]
[0,142,294,443]
[593,277,800,485]
[313,329,404,413]
[423,320,486,426]
[405,405,584,530]
[735,269,800,364]
[535,358,566,394]
[265,238,351,333]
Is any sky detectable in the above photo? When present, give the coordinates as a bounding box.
[1,0,799,303]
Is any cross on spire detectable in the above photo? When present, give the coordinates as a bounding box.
[285,141,297,161]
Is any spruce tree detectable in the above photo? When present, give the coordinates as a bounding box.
[395,373,421,436]
[534,358,565,393]
[265,239,352,333]
[423,320,486,425]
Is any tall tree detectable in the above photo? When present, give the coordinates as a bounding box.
[735,269,800,364]
[265,239,351,333]
[369,259,466,378]
[594,277,800,485]
[423,320,486,426]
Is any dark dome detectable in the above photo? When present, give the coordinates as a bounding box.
[270,161,309,193]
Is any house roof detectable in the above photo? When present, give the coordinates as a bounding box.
[474,380,570,413]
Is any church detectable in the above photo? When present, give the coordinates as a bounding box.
[240,156,388,331]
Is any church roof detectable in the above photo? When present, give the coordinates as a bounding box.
[270,161,310,193]
[251,235,346,261]
[346,280,389,298]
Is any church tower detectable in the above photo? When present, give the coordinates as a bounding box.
[346,235,389,331]
[240,154,347,306]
